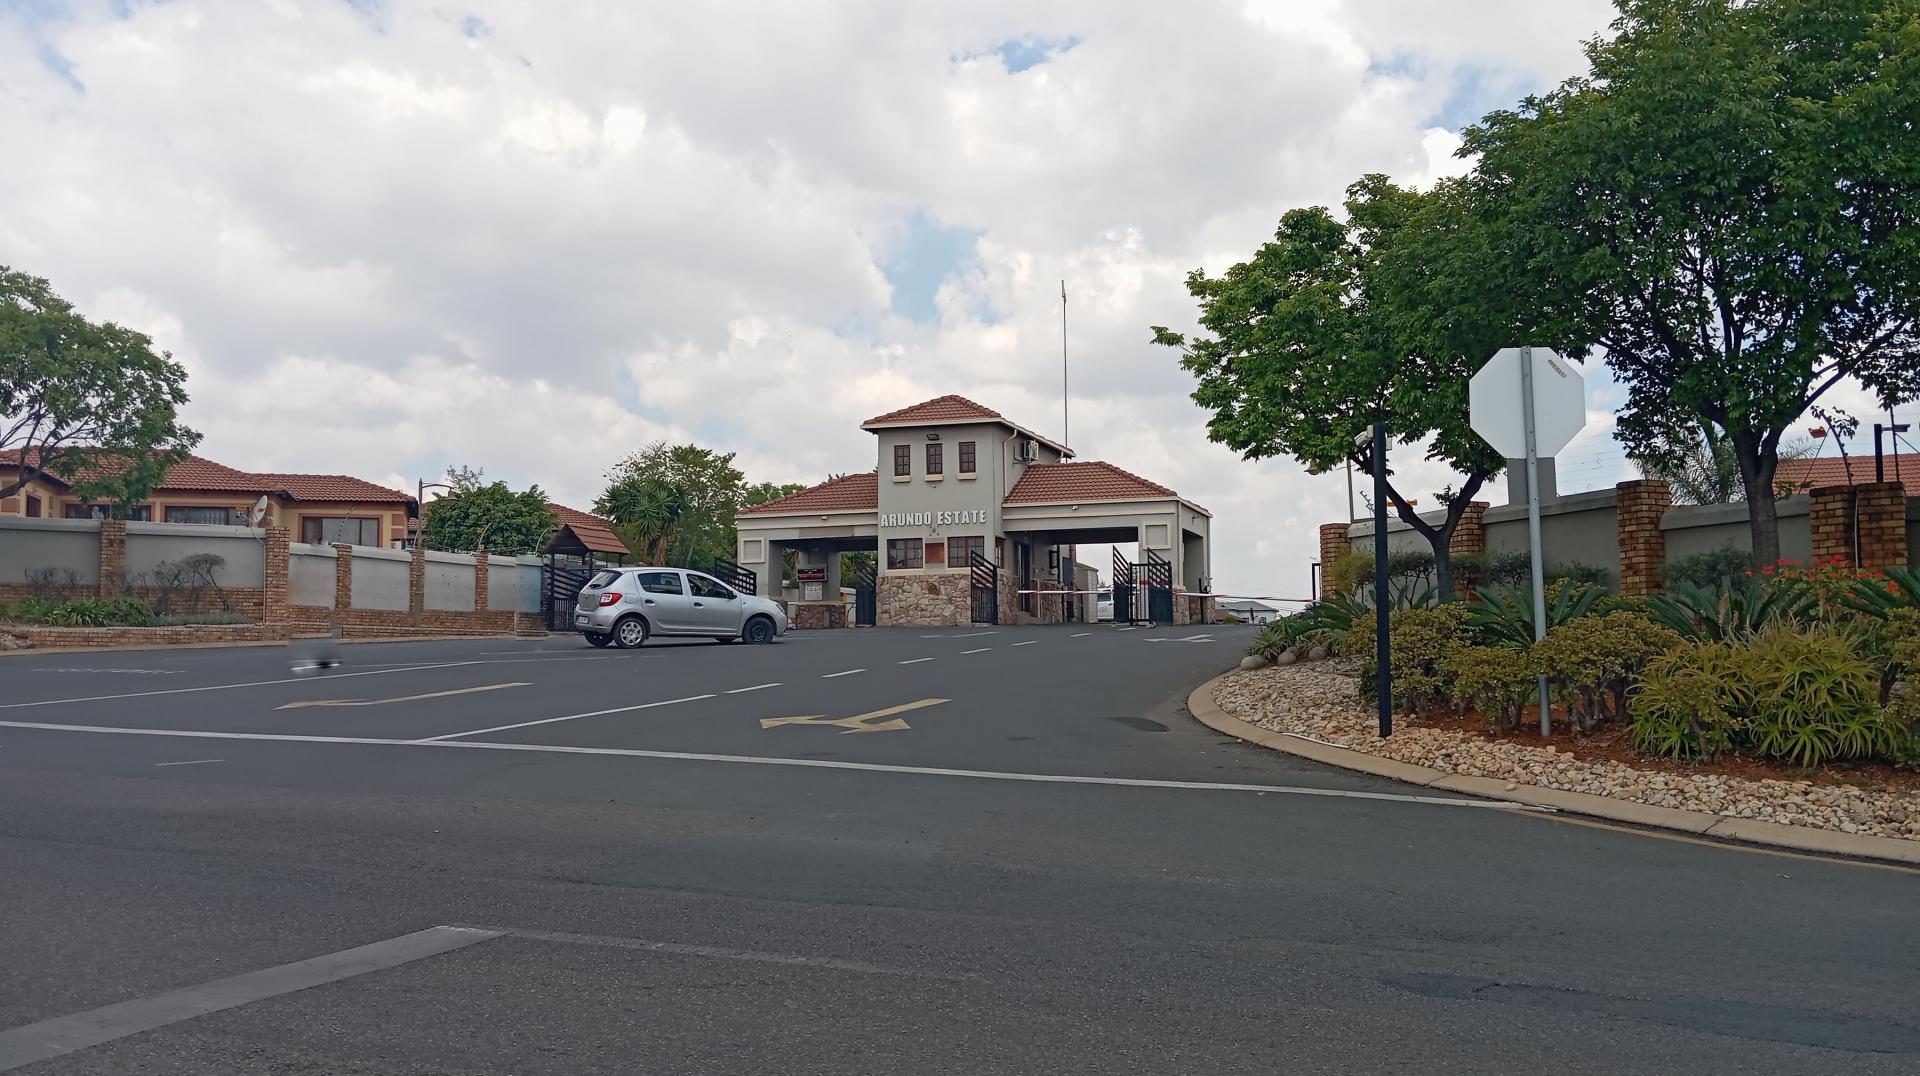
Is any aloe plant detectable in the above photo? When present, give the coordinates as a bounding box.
[1464,581,1601,651]
[1643,575,1814,642]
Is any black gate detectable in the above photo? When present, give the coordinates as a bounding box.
[970,551,998,625]
[1112,548,1133,625]
[544,558,595,631]
[712,556,757,597]
[1142,550,1174,624]
[850,560,877,626]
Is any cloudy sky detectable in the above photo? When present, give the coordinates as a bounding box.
[3,0,1651,592]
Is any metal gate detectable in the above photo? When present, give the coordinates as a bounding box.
[1141,550,1174,624]
[850,560,877,626]
[711,556,757,597]
[970,551,998,625]
[543,559,595,631]
[1112,548,1133,625]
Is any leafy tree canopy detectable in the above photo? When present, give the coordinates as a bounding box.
[419,466,556,555]
[596,442,747,570]
[1,267,200,503]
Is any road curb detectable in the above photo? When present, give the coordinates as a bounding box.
[1186,672,1920,866]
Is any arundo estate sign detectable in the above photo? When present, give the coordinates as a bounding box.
[879,509,989,528]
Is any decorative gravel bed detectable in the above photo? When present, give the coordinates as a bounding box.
[1213,660,1920,842]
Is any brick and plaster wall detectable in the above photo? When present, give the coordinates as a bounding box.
[1615,480,1672,596]
[876,574,972,627]
[1812,481,1910,568]
[1317,523,1349,598]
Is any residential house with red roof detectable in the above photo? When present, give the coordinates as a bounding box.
[0,450,417,548]
[734,395,1212,627]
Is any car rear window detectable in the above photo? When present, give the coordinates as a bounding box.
[587,570,622,588]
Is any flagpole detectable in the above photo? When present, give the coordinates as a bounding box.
[1060,279,1069,448]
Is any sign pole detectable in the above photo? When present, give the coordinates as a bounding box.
[1372,420,1391,739]
[1520,347,1551,737]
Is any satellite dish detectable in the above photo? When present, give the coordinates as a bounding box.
[249,495,270,526]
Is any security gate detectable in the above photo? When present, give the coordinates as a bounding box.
[543,559,594,631]
[1141,550,1174,624]
[711,556,757,597]
[1112,549,1133,625]
[970,551,998,625]
[850,560,877,626]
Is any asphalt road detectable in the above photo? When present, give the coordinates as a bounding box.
[1,625,1916,1074]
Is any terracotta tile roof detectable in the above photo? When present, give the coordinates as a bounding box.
[1005,461,1181,505]
[736,472,879,516]
[1775,453,1920,491]
[1,449,411,503]
[862,395,1003,427]
[546,503,630,556]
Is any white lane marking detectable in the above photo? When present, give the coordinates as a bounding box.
[897,657,934,665]
[0,663,481,711]
[960,648,991,655]
[0,925,501,1073]
[1144,635,1215,644]
[1011,641,1037,647]
[1070,633,1092,638]
[352,655,621,668]
[276,682,530,710]
[1116,626,1136,632]
[0,718,1545,811]
[154,758,224,767]
[725,683,781,694]
[922,631,997,638]
[476,925,973,981]
[416,694,717,742]
[820,669,865,679]
[30,667,179,675]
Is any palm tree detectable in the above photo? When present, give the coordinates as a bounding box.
[597,477,684,565]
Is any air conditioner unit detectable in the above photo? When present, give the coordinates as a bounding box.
[1016,439,1038,462]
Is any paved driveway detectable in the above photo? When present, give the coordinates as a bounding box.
[1,626,1916,1074]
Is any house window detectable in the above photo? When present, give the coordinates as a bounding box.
[24,495,41,517]
[893,444,912,477]
[958,441,976,474]
[302,517,380,546]
[924,541,945,567]
[887,538,923,569]
[949,535,985,569]
[165,506,245,526]
[925,442,943,476]
[64,503,151,521]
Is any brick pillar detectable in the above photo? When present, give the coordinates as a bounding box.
[409,546,427,625]
[263,526,290,622]
[333,543,354,610]
[1317,522,1350,598]
[1447,501,1489,598]
[473,551,490,612]
[1809,484,1854,566]
[1615,479,1672,597]
[97,519,126,596]
[1856,482,1908,569]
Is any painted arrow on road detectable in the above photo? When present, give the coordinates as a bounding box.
[276,683,531,710]
[760,698,949,734]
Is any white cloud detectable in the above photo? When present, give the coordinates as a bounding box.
[0,0,1616,590]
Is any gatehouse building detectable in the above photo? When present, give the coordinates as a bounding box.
[733,396,1214,628]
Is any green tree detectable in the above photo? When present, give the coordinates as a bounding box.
[596,442,747,570]
[1,267,200,503]
[1465,0,1920,565]
[419,467,556,554]
[1154,176,1516,598]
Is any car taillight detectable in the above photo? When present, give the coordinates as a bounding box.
[597,591,621,606]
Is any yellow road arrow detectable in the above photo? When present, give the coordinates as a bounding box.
[277,682,531,710]
[759,697,948,734]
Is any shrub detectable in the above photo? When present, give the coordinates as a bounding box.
[1247,620,1295,661]
[24,566,85,601]
[1531,613,1682,733]
[1643,575,1813,641]
[1348,605,1473,714]
[1547,561,1612,590]
[1327,550,1372,595]
[9,594,154,627]
[147,552,228,614]
[1630,641,1749,761]
[1661,546,1751,591]
[1327,549,1439,593]
[1844,564,1920,619]
[1465,580,1602,650]
[1445,645,1537,732]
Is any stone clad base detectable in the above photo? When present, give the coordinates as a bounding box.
[877,574,972,627]
[790,603,849,630]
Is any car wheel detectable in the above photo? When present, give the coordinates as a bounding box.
[743,616,775,645]
[584,633,613,648]
[613,616,649,649]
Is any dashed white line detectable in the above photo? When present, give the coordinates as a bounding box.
[897,658,934,665]
[1116,626,1136,632]
[154,758,224,767]
[725,683,781,694]
[820,669,866,679]
[1011,641,1037,647]
[923,631,996,638]
[1070,632,1092,638]
[417,694,716,742]
[961,648,991,655]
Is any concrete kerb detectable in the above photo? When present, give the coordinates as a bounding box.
[1186,671,1920,867]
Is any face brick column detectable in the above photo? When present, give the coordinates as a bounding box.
[333,543,354,610]
[97,519,126,596]
[1856,481,1908,569]
[1446,501,1490,598]
[473,551,490,613]
[409,547,427,626]
[1809,484,1854,566]
[1317,522,1350,598]
[263,526,290,622]
[1615,479,1672,597]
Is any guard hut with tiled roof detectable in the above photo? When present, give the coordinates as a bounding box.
[735,395,1212,628]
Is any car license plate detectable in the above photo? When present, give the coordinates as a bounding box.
[574,615,589,626]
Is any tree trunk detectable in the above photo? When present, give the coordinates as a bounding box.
[1729,431,1781,568]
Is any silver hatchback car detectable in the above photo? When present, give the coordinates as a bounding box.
[574,567,789,648]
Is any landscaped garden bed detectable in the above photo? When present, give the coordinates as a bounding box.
[1225,556,1920,842]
